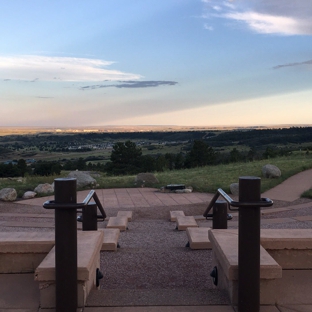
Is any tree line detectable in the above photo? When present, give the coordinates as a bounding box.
[0,139,307,178]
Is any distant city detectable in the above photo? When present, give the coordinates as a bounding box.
[1,124,312,136]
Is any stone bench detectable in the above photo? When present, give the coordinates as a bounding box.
[169,210,185,222]
[259,229,312,305]
[35,230,103,308]
[209,229,282,305]
[106,216,129,231]
[106,210,132,231]
[176,216,198,231]
[186,227,212,249]
[0,232,54,273]
[117,210,133,221]
[260,229,312,269]
[99,228,120,251]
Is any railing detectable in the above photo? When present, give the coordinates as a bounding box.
[43,179,105,312]
[206,177,273,312]
[203,187,273,217]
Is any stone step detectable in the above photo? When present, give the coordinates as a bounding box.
[106,216,129,231]
[169,210,185,222]
[176,216,198,231]
[99,228,120,251]
[186,227,212,249]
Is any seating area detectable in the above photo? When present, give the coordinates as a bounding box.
[35,231,103,308]
[170,210,211,249]
[209,228,312,305]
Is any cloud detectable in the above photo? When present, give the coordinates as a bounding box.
[80,80,178,90]
[0,55,142,82]
[273,59,312,69]
[201,0,312,35]
[224,11,300,35]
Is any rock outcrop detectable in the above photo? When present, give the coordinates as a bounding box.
[67,171,97,188]
[34,183,54,194]
[0,188,17,201]
[22,191,37,199]
[262,164,281,178]
[230,183,239,196]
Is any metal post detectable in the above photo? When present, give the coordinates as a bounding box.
[54,178,78,312]
[238,176,261,312]
[212,200,228,229]
[82,202,98,231]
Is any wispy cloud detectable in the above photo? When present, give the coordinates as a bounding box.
[80,80,178,90]
[201,0,312,35]
[273,59,312,69]
[0,55,142,82]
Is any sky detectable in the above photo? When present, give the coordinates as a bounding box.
[1,0,312,128]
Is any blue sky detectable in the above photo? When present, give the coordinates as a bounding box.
[1,0,312,127]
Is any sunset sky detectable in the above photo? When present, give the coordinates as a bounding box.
[1,0,312,127]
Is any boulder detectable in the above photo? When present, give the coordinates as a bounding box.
[262,164,281,179]
[34,183,54,194]
[230,183,239,196]
[0,188,17,201]
[135,173,159,185]
[67,171,97,188]
[22,191,37,199]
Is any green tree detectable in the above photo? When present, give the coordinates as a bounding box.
[229,148,242,163]
[17,159,28,177]
[106,141,142,175]
[185,140,216,168]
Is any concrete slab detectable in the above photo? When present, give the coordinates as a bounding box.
[234,305,280,312]
[106,216,129,231]
[277,305,312,312]
[117,210,133,221]
[176,216,198,231]
[84,306,235,312]
[260,229,312,249]
[293,215,312,221]
[99,228,120,251]
[186,227,212,249]
[35,231,103,282]
[169,210,185,222]
[261,218,296,225]
[1,221,55,228]
[209,229,282,281]
[0,273,40,310]
[233,306,280,312]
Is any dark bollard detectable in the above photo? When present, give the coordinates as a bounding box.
[82,202,98,231]
[212,200,228,229]
[45,178,78,312]
[238,176,261,312]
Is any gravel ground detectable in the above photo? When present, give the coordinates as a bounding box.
[1,196,312,307]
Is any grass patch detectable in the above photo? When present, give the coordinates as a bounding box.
[1,153,312,198]
[301,189,312,199]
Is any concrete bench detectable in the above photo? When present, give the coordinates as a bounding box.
[117,210,133,221]
[209,229,282,305]
[260,229,312,269]
[176,216,198,231]
[169,210,185,222]
[0,232,54,273]
[106,216,129,231]
[99,228,120,251]
[35,230,103,308]
[259,229,312,305]
[186,227,212,249]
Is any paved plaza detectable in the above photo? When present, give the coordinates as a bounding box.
[0,171,312,311]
